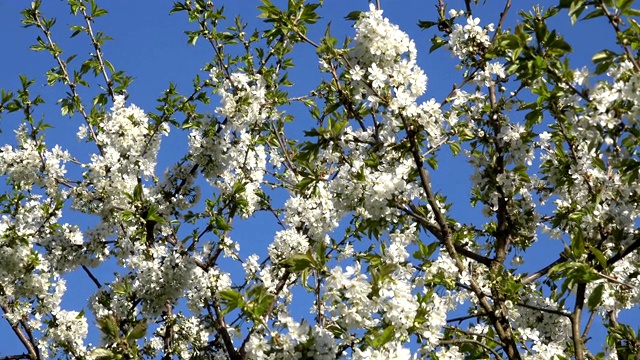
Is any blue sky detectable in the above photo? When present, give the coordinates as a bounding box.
[0,0,633,357]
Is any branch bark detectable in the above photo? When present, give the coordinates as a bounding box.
[402,116,522,360]
[0,304,40,360]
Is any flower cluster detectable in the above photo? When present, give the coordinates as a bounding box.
[189,70,269,217]
[324,263,378,331]
[540,60,640,317]
[44,309,89,356]
[75,96,168,218]
[447,16,494,60]
[350,4,445,146]
[284,184,340,241]
[268,228,310,263]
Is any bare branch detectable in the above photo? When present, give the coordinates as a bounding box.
[82,265,102,289]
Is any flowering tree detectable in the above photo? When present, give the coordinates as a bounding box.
[2,0,640,358]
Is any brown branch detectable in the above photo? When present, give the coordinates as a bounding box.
[161,302,174,360]
[487,84,510,269]
[464,0,472,15]
[237,270,293,359]
[315,270,324,326]
[582,310,596,341]
[81,265,102,289]
[572,283,586,360]
[484,74,520,360]
[493,0,512,40]
[0,305,40,360]
[400,204,493,266]
[211,299,239,360]
[402,115,521,360]
[521,257,566,285]
[0,355,32,360]
[605,236,640,268]
[295,29,319,49]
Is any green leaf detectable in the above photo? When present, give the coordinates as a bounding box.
[372,325,396,347]
[133,183,143,202]
[568,0,587,24]
[281,252,314,272]
[622,7,640,16]
[590,247,608,269]
[498,34,521,50]
[417,20,437,30]
[219,288,242,302]
[571,231,585,258]
[213,215,232,231]
[112,280,130,296]
[126,320,147,341]
[429,36,447,53]
[426,156,438,170]
[219,289,244,313]
[89,348,115,360]
[618,0,634,10]
[449,142,461,156]
[97,315,120,340]
[295,177,315,191]
[344,10,362,21]
[582,9,605,20]
[145,205,165,224]
[588,283,605,309]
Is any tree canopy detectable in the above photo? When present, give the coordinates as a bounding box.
[1,0,640,359]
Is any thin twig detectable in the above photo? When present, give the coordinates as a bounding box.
[445,325,505,346]
[493,0,512,40]
[30,10,103,155]
[521,257,566,285]
[582,310,596,340]
[596,0,640,73]
[80,6,114,99]
[447,313,485,323]
[81,265,102,288]
[515,302,571,318]
[439,339,504,359]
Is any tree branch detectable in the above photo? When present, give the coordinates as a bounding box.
[439,338,504,359]
[402,115,522,360]
[521,257,566,285]
[0,304,40,360]
[81,265,102,289]
[211,300,239,360]
[572,283,586,360]
[80,6,115,99]
[161,302,174,360]
[0,355,32,360]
